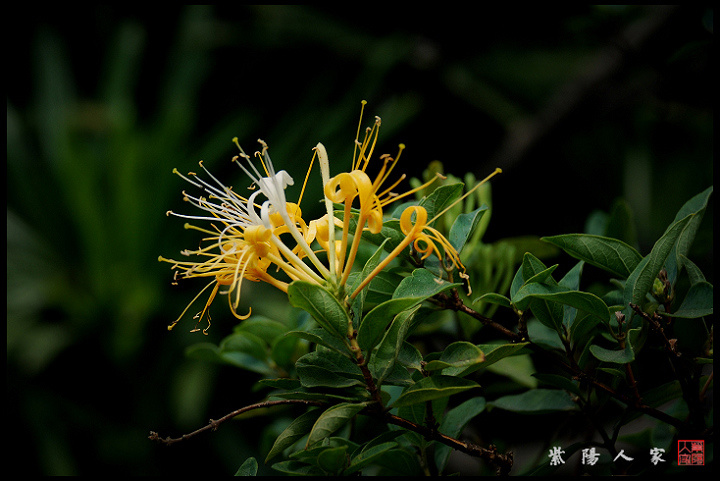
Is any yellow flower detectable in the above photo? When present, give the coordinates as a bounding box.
[160,101,502,334]
[349,168,503,299]
[160,140,326,334]
[317,101,441,290]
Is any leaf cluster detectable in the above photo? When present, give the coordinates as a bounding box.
[183,178,713,476]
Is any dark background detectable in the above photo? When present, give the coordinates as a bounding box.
[7,5,713,475]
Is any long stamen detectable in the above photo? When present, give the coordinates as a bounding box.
[166,279,217,331]
[374,144,404,191]
[428,168,502,225]
[379,172,443,207]
[270,232,326,285]
[354,116,381,173]
[257,139,274,177]
[353,100,367,170]
[297,148,317,215]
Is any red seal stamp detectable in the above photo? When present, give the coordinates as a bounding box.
[677,440,704,466]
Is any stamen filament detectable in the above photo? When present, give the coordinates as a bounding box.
[167,279,217,331]
[353,100,367,170]
[270,233,326,285]
[297,148,317,214]
[428,168,502,225]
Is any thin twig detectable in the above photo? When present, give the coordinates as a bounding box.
[437,290,522,341]
[439,293,686,430]
[383,411,513,475]
[149,399,326,446]
[149,397,513,473]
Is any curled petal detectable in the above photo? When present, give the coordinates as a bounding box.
[366,203,384,234]
[326,172,359,203]
[413,234,436,260]
[400,205,428,235]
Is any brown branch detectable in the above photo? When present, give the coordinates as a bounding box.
[630,303,706,433]
[439,292,685,430]
[437,290,522,342]
[148,399,326,446]
[630,302,679,357]
[149,397,513,473]
[382,411,513,475]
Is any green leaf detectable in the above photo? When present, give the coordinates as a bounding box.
[270,460,324,476]
[265,409,323,462]
[568,312,603,348]
[367,306,421,386]
[345,441,399,475]
[597,367,626,380]
[488,389,578,414]
[392,268,462,300]
[434,397,486,473]
[372,448,423,476]
[588,328,641,364]
[666,186,713,283]
[391,375,479,408]
[233,316,289,344]
[397,341,424,372]
[541,234,642,279]
[359,269,460,353]
[512,283,610,324]
[472,292,512,308]
[269,389,366,403]
[510,254,564,331]
[295,350,365,389]
[523,264,559,286]
[641,381,683,408]
[485,354,538,388]
[317,445,349,474]
[357,297,421,353]
[532,373,583,396]
[558,261,585,329]
[418,182,464,222]
[473,342,531,372]
[448,205,489,252]
[510,252,563,330]
[285,328,352,358]
[520,252,555,283]
[559,261,584,291]
[680,255,706,284]
[306,402,368,448]
[235,457,258,476]
[423,341,485,377]
[623,213,695,316]
[220,331,268,361]
[671,281,713,318]
[287,281,351,342]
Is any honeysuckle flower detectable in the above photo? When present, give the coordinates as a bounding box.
[160,101,501,335]
[234,139,329,280]
[319,102,442,289]
[349,167,503,299]
[160,139,327,334]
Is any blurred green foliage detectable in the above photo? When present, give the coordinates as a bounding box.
[7,5,712,475]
